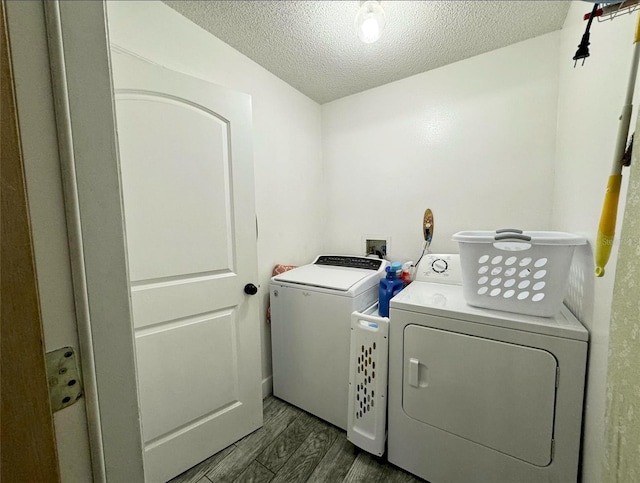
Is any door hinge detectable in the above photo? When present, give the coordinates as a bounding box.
[556,367,560,388]
[45,347,83,412]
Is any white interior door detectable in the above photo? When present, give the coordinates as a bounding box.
[111,50,262,483]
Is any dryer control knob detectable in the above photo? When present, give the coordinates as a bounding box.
[432,259,448,274]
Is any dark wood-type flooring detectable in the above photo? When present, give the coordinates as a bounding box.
[169,396,424,483]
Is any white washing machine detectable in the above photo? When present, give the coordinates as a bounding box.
[270,255,388,430]
[388,254,588,483]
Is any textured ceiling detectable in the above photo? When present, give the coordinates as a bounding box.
[164,1,571,104]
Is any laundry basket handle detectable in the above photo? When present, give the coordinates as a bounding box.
[495,228,524,235]
[494,233,532,242]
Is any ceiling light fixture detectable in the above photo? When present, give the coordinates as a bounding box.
[355,1,386,44]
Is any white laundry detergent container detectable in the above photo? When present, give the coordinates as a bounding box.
[453,229,586,317]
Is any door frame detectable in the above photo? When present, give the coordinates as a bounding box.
[43,1,145,481]
[1,1,60,480]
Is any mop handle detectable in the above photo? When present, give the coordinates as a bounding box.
[595,14,640,277]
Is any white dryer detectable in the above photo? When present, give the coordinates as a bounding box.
[270,255,388,430]
[388,254,588,483]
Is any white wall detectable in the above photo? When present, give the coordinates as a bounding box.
[321,32,560,261]
[106,1,325,392]
[554,3,636,482]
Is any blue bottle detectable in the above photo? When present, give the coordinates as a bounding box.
[379,262,404,317]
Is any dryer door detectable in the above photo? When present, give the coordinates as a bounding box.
[403,324,557,466]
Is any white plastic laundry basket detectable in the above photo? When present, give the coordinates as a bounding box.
[453,229,586,317]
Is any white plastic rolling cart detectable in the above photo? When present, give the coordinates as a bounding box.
[347,303,389,456]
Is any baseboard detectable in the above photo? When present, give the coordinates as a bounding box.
[262,375,273,399]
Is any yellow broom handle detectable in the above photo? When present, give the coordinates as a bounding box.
[595,175,622,277]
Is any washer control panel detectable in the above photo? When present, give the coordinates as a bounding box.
[314,255,383,271]
[415,254,462,284]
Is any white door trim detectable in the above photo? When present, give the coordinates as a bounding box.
[44,1,145,481]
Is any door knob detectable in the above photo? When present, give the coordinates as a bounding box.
[244,283,258,295]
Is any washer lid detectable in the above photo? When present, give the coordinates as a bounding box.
[273,264,379,292]
[391,281,588,341]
